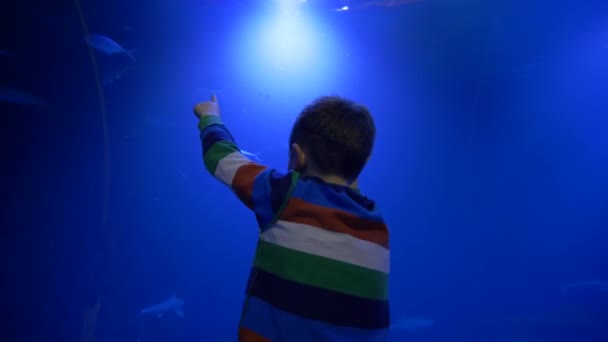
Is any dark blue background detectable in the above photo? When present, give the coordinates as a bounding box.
[1,0,607,341]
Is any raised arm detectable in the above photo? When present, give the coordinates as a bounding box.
[194,95,269,210]
[199,117,269,209]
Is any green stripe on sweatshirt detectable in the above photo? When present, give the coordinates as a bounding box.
[254,240,389,301]
[204,141,239,175]
[198,115,224,131]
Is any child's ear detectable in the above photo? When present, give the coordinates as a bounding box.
[290,143,306,170]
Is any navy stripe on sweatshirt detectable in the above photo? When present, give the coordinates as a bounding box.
[247,267,390,330]
[200,124,237,155]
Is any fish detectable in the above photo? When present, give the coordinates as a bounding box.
[240,149,262,161]
[0,49,13,57]
[85,34,136,62]
[0,88,47,106]
[561,280,608,294]
[391,317,435,331]
[140,292,184,318]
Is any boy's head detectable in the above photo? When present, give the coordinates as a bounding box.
[288,95,376,184]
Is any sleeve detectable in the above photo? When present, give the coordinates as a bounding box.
[198,115,299,230]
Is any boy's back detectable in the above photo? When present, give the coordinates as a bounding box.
[194,95,390,341]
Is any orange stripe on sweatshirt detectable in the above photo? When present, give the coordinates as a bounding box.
[279,197,389,249]
[238,327,272,342]
[231,163,267,209]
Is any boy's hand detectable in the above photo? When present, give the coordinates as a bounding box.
[193,94,220,118]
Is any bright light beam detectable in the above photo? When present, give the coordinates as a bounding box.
[228,1,344,105]
[258,11,319,72]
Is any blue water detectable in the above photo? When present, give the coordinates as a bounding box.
[1,0,607,341]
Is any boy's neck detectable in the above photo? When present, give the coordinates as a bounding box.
[319,175,349,186]
[301,172,358,189]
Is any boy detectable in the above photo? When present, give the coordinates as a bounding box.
[194,94,390,341]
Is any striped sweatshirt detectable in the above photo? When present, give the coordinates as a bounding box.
[199,115,390,342]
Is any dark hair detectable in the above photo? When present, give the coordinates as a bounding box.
[289,95,376,182]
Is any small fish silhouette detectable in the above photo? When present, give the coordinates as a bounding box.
[561,280,608,294]
[0,88,47,106]
[85,34,136,62]
[102,65,130,85]
[141,292,184,318]
[391,317,435,331]
[240,150,262,161]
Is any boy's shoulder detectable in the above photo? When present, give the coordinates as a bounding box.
[289,173,378,213]
[261,169,381,214]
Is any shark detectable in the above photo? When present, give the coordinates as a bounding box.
[140,293,184,318]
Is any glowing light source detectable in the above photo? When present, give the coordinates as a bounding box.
[228,1,345,101]
[258,11,318,72]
